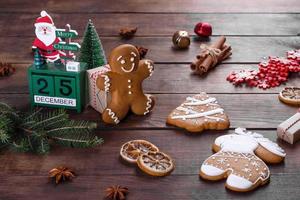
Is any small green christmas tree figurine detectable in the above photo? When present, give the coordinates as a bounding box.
[33,49,46,68]
[79,19,107,69]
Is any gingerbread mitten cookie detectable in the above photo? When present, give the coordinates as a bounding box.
[200,128,286,192]
[96,44,155,124]
[166,92,230,132]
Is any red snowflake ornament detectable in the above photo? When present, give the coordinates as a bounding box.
[287,49,300,63]
[226,69,257,85]
[226,49,300,90]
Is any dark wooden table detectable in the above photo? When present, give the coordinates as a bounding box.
[0,0,300,199]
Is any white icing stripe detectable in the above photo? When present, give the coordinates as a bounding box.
[101,74,110,92]
[171,108,224,119]
[176,106,225,121]
[176,106,198,114]
[145,60,154,76]
[106,108,120,124]
[144,95,152,115]
[205,116,225,121]
[184,97,216,106]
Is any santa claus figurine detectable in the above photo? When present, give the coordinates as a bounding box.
[32,11,65,63]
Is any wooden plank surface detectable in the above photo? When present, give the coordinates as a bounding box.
[1,37,300,63]
[1,13,300,36]
[0,130,299,176]
[0,94,297,129]
[1,0,300,199]
[0,0,299,13]
[1,173,299,200]
[1,64,299,94]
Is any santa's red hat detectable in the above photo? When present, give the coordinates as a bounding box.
[35,11,54,26]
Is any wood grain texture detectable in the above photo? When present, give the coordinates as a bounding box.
[0,130,298,176]
[1,0,300,199]
[0,0,299,13]
[0,64,300,94]
[1,37,300,63]
[1,64,299,94]
[0,173,299,200]
[0,93,297,129]
[1,13,300,36]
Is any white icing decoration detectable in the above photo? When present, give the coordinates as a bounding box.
[234,127,286,157]
[121,62,135,73]
[171,108,224,120]
[145,60,154,76]
[184,97,217,106]
[217,158,226,164]
[226,174,253,190]
[128,91,132,95]
[131,51,137,57]
[128,79,131,83]
[106,108,120,124]
[117,55,122,61]
[201,164,225,176]
[144,95,152,115]
[242,168,251,173]
[101,74,110,92]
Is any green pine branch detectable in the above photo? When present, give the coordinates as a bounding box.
[0,102,103,154]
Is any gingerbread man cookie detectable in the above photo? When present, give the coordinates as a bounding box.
[200,128,286,192]
[166,92,230,132]
[96,44,155,124]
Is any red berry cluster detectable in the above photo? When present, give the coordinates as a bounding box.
[227,50,300,90]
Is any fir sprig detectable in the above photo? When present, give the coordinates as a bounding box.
[0,103,103,154]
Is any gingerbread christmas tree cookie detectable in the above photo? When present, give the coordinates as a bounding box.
[166,92,230,132]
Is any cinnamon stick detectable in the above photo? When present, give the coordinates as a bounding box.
[191,36,232,75]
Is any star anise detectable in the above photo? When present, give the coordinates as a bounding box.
[119,27,137,39]
[105,185,129,200]
[49,166,76,184]
[0,62,15,77]
[135,46,148,59]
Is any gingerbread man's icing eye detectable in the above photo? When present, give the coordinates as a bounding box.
[130,57,135,62]
[117,56,126,64]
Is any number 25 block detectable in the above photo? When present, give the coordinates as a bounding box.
[28,63,87,112]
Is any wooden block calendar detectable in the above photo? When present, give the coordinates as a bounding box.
[28,62,87,112]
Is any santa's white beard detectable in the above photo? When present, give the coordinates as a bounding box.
[35,25,56,46]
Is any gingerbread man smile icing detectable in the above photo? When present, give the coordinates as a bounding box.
[199,128,286,192]
[96,44,155,124]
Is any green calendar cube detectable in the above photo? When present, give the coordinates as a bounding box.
[28,62,87,112]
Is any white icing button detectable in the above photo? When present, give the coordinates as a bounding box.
[128,79,131,83]
[128,91,132,94]
[128,85,131,88]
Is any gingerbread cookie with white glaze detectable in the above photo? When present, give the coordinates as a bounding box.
[96,44,155,124]
[166,92,230,132]
[200,128,286,192]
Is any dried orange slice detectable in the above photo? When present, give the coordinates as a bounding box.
[120,140,159,163]
[137,151,174,176]
[279,86,300,106]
